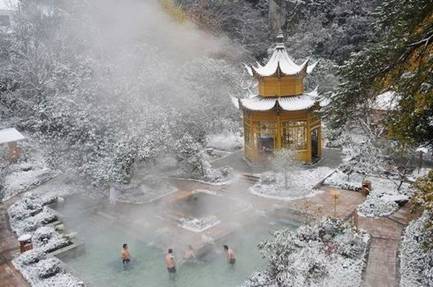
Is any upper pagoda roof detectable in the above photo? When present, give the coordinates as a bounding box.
[246,33,318,78]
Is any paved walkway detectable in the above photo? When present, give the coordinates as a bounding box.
[359,204,416,287]
[0,200,29,287]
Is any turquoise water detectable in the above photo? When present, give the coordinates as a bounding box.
[64,216,295,287]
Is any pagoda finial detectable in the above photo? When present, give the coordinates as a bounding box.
[276,29,284,44]
[275,29,285,49]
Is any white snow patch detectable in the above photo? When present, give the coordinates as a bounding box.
[371,91,400,111]
[325,170,413,217]
[178,215,221,232]
[250,167,333,201]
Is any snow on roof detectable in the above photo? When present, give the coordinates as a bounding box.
[371,91,400,111]
[416,147,429,154]
[248,34,317,78]
[0,128,25,144]
[239,89,319,112]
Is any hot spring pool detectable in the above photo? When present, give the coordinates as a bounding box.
[62,215,296,287]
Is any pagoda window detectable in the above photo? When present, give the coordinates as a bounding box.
[255,121,276,153]
[281,121,307,150]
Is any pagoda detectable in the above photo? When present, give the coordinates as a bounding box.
[238,33,322,163]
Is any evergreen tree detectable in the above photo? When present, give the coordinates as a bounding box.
[327,0,433,147]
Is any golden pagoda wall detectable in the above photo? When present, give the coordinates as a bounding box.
[258,76,304,97]
[242,109,322,163]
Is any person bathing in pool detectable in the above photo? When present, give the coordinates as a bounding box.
[184,245,196,261]
[121,243,130,265]
[165,248,176,274]
[224,245,236,264]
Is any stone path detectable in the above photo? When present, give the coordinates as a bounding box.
[0,201,29,287]
[359,204,415,287]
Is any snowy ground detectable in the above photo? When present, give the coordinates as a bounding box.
[242,218,370,287]
[250,167,333,201]
[324,170,414,217]
[399,212,433,287]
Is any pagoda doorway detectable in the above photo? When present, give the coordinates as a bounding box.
[257,121,275,159]
[311,128,320,161]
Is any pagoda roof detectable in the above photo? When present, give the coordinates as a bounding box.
[0,128,25,144]
[246,34,318,78]
[238,88,320,112]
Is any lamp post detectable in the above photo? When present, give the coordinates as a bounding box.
[330,189,340,218]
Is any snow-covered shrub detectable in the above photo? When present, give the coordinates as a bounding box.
[203,166,233,183]
[32,226,71,253]
[8,193,59,235]
[36,257,62,279]
[16,250,47,266]
[357,194,399,217]
[243,218,369,287]
[8,196,43,221]
[14,254,82,287]
[14,207,58,234]
[400,212,433,287]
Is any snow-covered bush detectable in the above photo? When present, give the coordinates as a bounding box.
[14,253,82,287]
[17,250,47,266]
[357,194,399,217]
[400,212,433,287]
[32,226,71,253]
[8,193,59,235]
[243,218,369,287]
[36,257,62,279]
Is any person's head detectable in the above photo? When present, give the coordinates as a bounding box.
[168,248,173,254]
[223,245,228,251]
[123,243,128,249]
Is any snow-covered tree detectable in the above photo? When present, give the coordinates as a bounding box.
[272,148,301,189]
[326,0,433,148]
[243,218,369,287]
[175,133,206,179]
